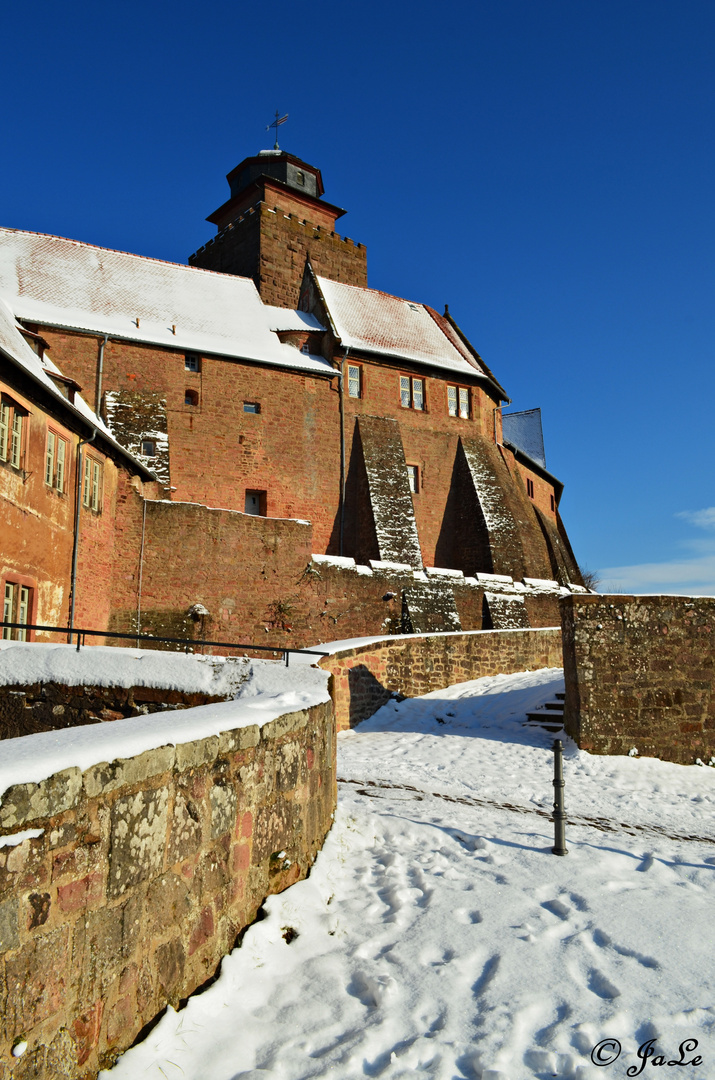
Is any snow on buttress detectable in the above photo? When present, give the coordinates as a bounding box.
[104,668,715,1080]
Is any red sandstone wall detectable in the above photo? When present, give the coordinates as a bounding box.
[561,593,715,764]
[0,374,123,637]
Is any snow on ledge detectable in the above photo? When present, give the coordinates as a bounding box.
[476,572,514,585]
[313,625,561,656]
[523,577,560,591]
[0,646,330,797]
[311,554,356,569]
[425,567,464,579]
[370,560,414,573]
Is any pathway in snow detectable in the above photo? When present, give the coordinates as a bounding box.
[104,669,715,1080]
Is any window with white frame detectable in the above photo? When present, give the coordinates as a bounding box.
[83,456,103,512]
[0,398,27,469]
[400,375,424,410]
[3,581,31,640]
[45,430,68,491]
[447,385,470,418]
[407,464,420,493]
[184,354,201,372]
[347,364,362,398]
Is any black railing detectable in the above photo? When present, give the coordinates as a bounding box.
[0,621,329,667]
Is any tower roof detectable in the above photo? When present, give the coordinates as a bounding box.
[206,150,347,228]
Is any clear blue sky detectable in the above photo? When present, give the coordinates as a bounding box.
[5,1,715,593]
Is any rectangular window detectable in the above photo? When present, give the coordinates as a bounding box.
[550,493,555,512]
[447,385,470,418]
[3,582,32,641]
[400,375,411,408]
[347,364,361,398]
[184,354,200,372]
[83,456,103,511]
[56,437,65,492]
[243,402,260,414]
[526,478,534,498]
[45,430,68,491]
[244,490,266,516]
[45,430,56,485]
[10,411,23,467]
[0,402,9,460]
[407,464,420,493]
[400,376,425,410]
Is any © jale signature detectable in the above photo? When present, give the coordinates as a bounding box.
[590,1037,703,1074]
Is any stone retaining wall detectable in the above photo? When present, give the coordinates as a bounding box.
[319,627,563,731]
[0,699,335,1078]
[561,593,715,764]
[0,683,232,741]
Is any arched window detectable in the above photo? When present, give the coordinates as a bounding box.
[185,389,199,406]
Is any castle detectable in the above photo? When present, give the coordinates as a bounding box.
[0,147,585,649]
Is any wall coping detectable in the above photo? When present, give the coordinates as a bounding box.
[0,684,329,805]
[317,625,561,659]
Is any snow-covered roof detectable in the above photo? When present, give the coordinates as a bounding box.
[0,295,154,476]
[264,307,325,332]
[0,229,334,376]
[316,276,487,379]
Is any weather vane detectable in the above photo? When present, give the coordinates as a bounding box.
[266,110,288,150]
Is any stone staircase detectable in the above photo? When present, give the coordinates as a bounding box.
[523,692,565,733]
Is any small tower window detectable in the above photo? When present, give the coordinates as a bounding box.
[185,389,199,406]
[407,464,420,493]
[296,170,305,186]
[141,439,156,457]
[185,354,201,372]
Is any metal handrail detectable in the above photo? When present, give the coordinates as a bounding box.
[0,621,329,667]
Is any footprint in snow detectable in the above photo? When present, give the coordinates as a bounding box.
[587,967,621,999]
[541,898,572,921]
[471,954,500,997]
[592,928,660,969]
[454,908,483,924]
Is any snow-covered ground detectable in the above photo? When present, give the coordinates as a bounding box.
[104,668,715,1080]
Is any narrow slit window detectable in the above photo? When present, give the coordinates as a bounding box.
[550,493,555,512]
[55,437,65,492]
[347,364,361,398]
[407,464,420,493]
[526,478,534,499]
[400,375,411,408]
[83,456,103,511]
[0,402,9,460]
[10,411,23,467]
[3,582,32,641]
[45,431,56,485]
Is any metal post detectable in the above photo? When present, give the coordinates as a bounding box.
[552,739,568,855]
[285,650,290,667]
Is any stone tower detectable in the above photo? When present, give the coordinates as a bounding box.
[188,150,367,308]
